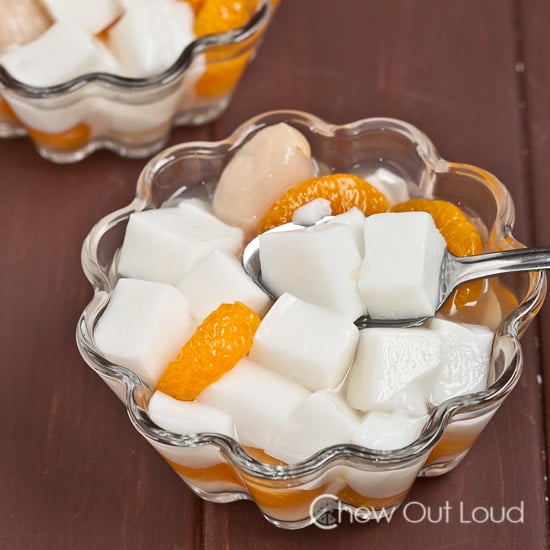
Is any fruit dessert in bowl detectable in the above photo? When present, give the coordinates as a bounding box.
[77,110,546,529]
[0,0,275,162]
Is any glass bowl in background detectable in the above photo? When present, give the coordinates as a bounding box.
[0,0,275,163]
[76,110,546,529]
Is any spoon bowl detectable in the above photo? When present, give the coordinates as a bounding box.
[242,219,550,328]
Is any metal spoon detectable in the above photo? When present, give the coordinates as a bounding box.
[242,221,550,328]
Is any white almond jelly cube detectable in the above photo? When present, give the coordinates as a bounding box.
[358,211,446,320]
[117,205,244,285]
[346,327,442,415]
[353,411,427,451]
[108,0,195,78]
[259,223,364,320]
[265,390,361,464]
[327,207,366,256]
[94,278,194,385]
[428,318,494,405]
[148,391,236,437]
[177,249,272,323]
[147,391,237,471]
[118,0,158,9]
[249,293,359,391]
[367,167,410,205]
[0,22,106,87]
[41,0,122,34]
[198,358,309,450]
[291,198,332,226]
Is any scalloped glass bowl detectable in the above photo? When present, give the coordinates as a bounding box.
[0,0,274,163]
[76,110,546,529]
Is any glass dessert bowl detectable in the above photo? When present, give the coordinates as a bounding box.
[0,0,275,163]
[76,110,546,529]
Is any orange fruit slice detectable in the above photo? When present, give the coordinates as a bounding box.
[243,446,286,466]
[185,0,206,14]
[166,457,242,485]
[194,0,253,35]
[193,52,250,97]
[156,301,260,401]
[426,432,477,465]
[391,198,484,308]
[193,0,257,97]
[244,479,330,513]
[258,173,389,234]
[27,122,90,150]
[0,97,18,123]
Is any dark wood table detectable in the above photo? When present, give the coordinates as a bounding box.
[2,1,549,548]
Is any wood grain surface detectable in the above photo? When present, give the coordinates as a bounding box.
[1,1,548,548]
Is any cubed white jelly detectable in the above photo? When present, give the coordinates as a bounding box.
[176,249,272,322]
[354,411,427,451]
[177,197,212,213]
[93,87,181,135]
[249,293,359,391]
[265,390,360,464]
[346,327,442,415]
[108,0,195,78]
[358,212,446,319]
[259,223,365,320]
[41,0,122,34]
[148,391,236,437]
[343,461,424,500]
[4,92,94,134]
[94,278,194,385]
[95,39,120,74]
[291,198,332,226]
[0,22,106,87]
[117,0,156,9]
[367,167,410,205]
[327,207,366,256]
[429,318,494,405]
[198,358,309,450]
[177,199,216,219]
[151,441,233,475]
[117,205,244,285]
[433,409,497,460]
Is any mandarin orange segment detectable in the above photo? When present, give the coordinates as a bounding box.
[193,0,257,97]
[425,433,476,465]
[391,198,484,308]
[258,173,389,234]
[245,479,330,512]
[166,457,242,485]
[194,51,250,97]
[185,0,206,14]
[0,97,18,123]
[156,301,260,401]
[194,0,253,35]
[243,446,287,466]
[27,122,90,150]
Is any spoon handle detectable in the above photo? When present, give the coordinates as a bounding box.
[448,246,550,288]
